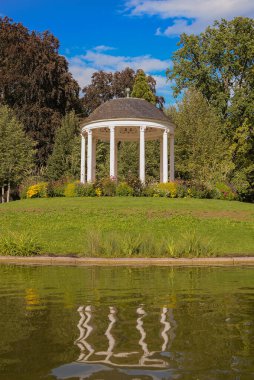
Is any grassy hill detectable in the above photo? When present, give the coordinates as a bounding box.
[0,197,253,256]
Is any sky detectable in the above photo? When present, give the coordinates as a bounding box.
[1,0,254,104]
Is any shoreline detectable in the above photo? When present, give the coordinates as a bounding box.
[1,256,254,266]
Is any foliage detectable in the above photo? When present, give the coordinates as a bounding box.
[116,182,134,196]
[0,233,42,256]
[47,112,81,181]
[19,176,44,199]
[0,17,81,166]
[64,182,76,197]
[82,68,164,115]
[126,174,144,196]
[75,183,96,197]
[0,105,35,200]
[154,182,178,198]
[131,69,156,104]
[168,89,232,183]
[167,17,254,122]
[27,182,48,198]
[215,183,237,201]
[167,17,254,201]
[229,120,254,202]
[100,177,117,196]
[47,178,67,197]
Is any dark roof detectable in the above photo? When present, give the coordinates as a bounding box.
[85,98,171,124]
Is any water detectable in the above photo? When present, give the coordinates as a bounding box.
[0,265,254,380]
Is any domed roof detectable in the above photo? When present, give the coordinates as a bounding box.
[85,98,171,124]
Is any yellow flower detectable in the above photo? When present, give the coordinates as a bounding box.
[95,188,102,197]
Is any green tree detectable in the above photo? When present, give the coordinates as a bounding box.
[46,112,80,180]
[168,89,231,183]
[0,17,82,166]
[131,69,156,104]
[167,17,254,123]
[0,105,35,202]
[82,68,164,115]
[167,17,254,200]
[229,120,254,201]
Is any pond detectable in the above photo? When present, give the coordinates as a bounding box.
[0,265,254,380]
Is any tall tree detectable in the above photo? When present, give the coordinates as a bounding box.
[0,106,35,202]
[0,17,82,166]
[167,17,254,200]
[167,17,254,125]
[46,112,80,180]
[168,89,231,184]
[131,69,156,104]
[82,68,164,115]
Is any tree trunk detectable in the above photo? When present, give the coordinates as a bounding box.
[7,182,10,203]
[1,186,4,204]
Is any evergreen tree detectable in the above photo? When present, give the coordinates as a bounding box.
[46,112,80,180]
[0,106,35,202]
[131,70,156,104]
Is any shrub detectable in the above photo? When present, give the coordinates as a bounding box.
[142,185,156,197]
[101,177,116,196]
[126,174,143,196]
[27,182,48,198]
[116,182,134,196]
[75,183,96,197]
[19,176,44,199]
[215,182,237,200]
[47,178,67,197]
[64,182,76,197]
[154,182,178,198]
[95,188,102,197]
[0,233,42,256]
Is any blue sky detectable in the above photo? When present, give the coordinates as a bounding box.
[1,0,253,104]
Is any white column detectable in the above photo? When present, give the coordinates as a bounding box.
[92,137,96,182]
[114,141,118,181]
[87,129,93,182]
[139,126,146,184]
[80,134,86,183]
[163,129,168,183]
[170,133,175,182]
[109,126,115,178]
[160,137,163,183]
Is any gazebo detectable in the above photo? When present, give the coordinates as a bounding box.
[80,98,175,184]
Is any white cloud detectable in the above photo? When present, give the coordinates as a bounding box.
[125,0,254,35]
[68,47,171,93]
[93,45,116,52]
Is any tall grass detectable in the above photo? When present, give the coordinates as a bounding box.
[84,230,216,258]
[0,233,42,256]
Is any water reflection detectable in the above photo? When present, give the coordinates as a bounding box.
[53,304,177,379]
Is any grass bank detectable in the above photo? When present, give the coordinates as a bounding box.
[0,197,253,257]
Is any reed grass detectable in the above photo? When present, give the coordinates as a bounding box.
[0,233,42,256]
[84,230,216,258]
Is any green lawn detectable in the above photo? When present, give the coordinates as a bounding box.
[0,197,254,256]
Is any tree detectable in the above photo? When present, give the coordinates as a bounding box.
[229,120,254,201]
[131,69,156,104]
[0,106,35,202]
[0,17,82,166]
[82,68,164,115]
[167,17,254,200]
[46,112,80,180]
[167,17,254,123]
[168,89,231,183]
